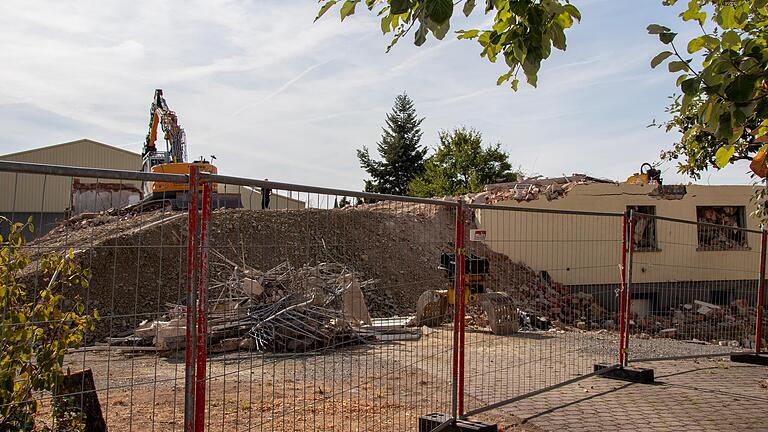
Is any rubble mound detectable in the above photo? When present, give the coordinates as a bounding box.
[27,206,602,341]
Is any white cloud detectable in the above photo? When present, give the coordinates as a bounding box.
[0,0,753,191]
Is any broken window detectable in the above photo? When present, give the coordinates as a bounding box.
[628,206,658,251]
[696,206,748,251]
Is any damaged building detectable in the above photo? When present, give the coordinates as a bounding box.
[471,175,762,318]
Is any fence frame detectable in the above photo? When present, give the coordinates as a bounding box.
[622,211,766,365]
[2,158,768,429]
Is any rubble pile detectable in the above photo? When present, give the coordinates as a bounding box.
[631,299,757,346]
[119,259,375,353]
[466,174,613,205]
[28,206,617,342]
[696,206,748,250]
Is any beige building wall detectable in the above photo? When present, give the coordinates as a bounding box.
[0,139,141,213]
[475,183,761,286]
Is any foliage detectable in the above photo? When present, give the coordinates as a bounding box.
[358,93,428,195]
[0,217,97,431]
[315,0,581,89]
[655,94,761,179]
[649,0,768,175]
[408,127,519,197]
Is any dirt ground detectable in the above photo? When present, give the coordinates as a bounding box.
[34,328,755,432]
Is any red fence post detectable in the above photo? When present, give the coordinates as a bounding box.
[457,204,466,417]
[184,166,199,432]
[194,180,212,432]
[622,212,636,366]
[450,202,461,421]
[618,214,628,366]
[756,230,767,354]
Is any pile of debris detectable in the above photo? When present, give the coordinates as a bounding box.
[467,174,614,205]
[696,206,748,251]
[117,258,376,353]
[632,299,757,346]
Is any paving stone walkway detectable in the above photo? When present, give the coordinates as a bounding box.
[497,359,768,431]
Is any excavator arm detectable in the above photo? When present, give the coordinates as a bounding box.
[143,89,187,164]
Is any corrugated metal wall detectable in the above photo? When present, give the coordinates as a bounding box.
[0,139,141,213]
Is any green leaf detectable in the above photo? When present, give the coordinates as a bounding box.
[457,29,480,39]
[651,51,673,68]
[668,60,689,73]
[426,0,453,24]
[315,0,338,22]
[427,17,450,40]
[687,37,705,53]
[725,74,759,103]
[390,0,411,14]
[647,24,671,35]
[463,0,476,17]
[563,4,581,22]
[659,32,678,44]
[717,5,736,29]
[380,15,392,33]
[681,77,700,95]
[415,23,428,46]
[340,0,357,21]
[511,79,519,91]
[497,71,513,86]
[551,25,566,50]
[715,145,735,168]
[722,30,741,50]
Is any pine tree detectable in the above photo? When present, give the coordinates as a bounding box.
[357,93,427,195]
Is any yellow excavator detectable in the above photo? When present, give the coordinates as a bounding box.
[625,162,662,185]
[415,253,520,335]
[141,89,241,209]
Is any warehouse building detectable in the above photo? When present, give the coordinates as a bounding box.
[0,139,142,236]
[0,139,304,238]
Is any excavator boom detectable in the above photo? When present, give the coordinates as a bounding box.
[143,89,186,164]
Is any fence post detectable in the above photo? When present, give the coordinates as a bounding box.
[457,203,466,417]
[623,210,636,366]
[184,166,199,432]
[756,230,767,354]
[618,213,628,366]
[450,201,463,422]
[194,180,212,432]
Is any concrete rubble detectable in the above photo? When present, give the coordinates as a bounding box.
[631,298,762,347]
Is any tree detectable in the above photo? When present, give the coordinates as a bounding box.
[338,196,352,208]
[0,218,97,431]
[358,93,428,195]
[649,1,768,179]
[408,127,519,197]
[315,0,581,89]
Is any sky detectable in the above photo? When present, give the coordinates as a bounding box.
[0,0,757,190]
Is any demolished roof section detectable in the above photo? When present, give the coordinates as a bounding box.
[469,174,616,204]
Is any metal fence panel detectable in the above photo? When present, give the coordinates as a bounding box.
[459,205,624,419]
[625,213,763,362]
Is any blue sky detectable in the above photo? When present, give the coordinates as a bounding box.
[0,0,756,189]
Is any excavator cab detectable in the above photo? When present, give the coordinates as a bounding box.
[439,253,488,305]
[415,253,519,335]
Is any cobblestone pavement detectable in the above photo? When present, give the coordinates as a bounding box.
[492,358,768,431]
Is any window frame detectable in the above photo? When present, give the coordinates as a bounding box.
[695,205,750,252]
[628,205,660,252]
